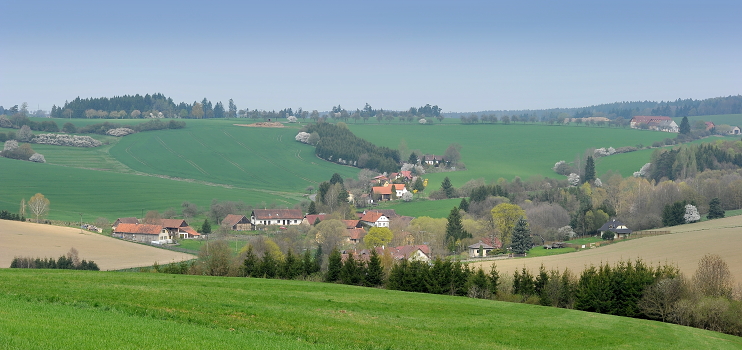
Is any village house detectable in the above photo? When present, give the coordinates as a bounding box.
[629,116,679,133]
[112,217,139,230]
[730,126,741,135]
[468,240,497,258]
[372,183,408,201]
[346,228,367,244]
[359,211,390,228]
[112,223,170,243]
[423,154,444,165]
[386,245,431,262]
[222,214,251,231]
[705,121,716,131]
[251,209,304,229]
[598,219,632,239]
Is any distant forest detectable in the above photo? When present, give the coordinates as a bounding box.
[1,94,739,121]
[444,95,742,120]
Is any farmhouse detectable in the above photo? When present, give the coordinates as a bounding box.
[372,184,408,201]
[629,116,678,133]
[423,154,444,165]
[112,217,139,230]
[730,126,741,135]
[251,209,304,229]
[360,211,390,228]
[386,245,431,262]
[598,219,632,239]
[222,214,251,231]
[113,223,169,243]
[705,121,716,131]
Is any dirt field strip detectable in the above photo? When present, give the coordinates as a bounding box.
[470,215,742,283]
[0,220,194,271]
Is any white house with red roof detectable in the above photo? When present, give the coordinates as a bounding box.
[629,116,678,133]
[372,183,408,201]
[360,211,390,228]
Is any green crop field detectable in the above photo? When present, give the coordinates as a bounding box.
[1,269,739,349]
[0,118,732,221]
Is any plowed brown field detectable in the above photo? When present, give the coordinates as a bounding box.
[471,215,742,282]
[0,220,194,270]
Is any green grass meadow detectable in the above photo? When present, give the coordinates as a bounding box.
[1,269,739,349]
[0,118,729,221]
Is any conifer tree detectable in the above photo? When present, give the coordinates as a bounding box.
[679,116,691,135]
[242,245,258,277]
[511,217,532,255]
[307,201,318,215]
[583,156,596,183]
[339,252,358,285]
[365,249,384,287]
[445,207,470,252]
[707,197,725,219]
[441,177,455,198]
[325,247,342,282]
[459,197,469,212]
[201,219,212,234]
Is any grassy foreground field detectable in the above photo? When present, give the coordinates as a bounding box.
[0,270,739,349]
[0,220,194,270]
[470,215,742,283]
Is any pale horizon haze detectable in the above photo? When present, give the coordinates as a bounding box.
[1,0,740,113]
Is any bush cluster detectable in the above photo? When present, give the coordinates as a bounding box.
[31,134,102,147]
[0,210,23,221]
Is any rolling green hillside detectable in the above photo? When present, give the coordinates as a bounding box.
[1,118,732,220]
[1,269,739,349]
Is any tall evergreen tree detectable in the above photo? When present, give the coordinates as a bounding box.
[584,156,596,183]
[679,116,691,135]
[445,207,470,252]
[307,201,318,215]
[242,245,258,277]
[329,173,344,186]
[325,248,342,282]
[459,198,469,212]
[201,219,212,234]
[441,177,455,198]
[365,249,384,287]
[511,217,532,255]
[707,197,725,219]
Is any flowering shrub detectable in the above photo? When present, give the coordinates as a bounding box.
[633,163,651,177]
[31,134,102,147]
[105,128,135,137]
[295,132,310,143]
[287,116,298,123]
[568,173,580,186]
[29,153,46,163]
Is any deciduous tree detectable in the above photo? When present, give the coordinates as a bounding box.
[27,193,49,223]
[491,203,526,246]
[364,227,393,247]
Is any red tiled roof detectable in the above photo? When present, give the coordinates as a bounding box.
[372,184,406,195]
[160,219,188,229]
[181,226,200,236]
[360,211,385,223]
[631,116,671,123]
[400,171,413,179]
[346,228,366,241]
[115,217,139,225]
[253,209,304,220]
[304,214,327,225]
[342,220,360,229]
[114,223,163,235]
[222,214,247,227]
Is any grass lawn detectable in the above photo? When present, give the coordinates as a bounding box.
[376,198,462,218]
[1,269,740,349]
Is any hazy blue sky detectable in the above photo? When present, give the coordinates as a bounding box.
[1,0,740,112]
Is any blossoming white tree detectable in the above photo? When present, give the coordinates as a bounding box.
[684,204,700,223]
[568,173,580,186]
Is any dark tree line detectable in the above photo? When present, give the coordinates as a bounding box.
[303,123,400,173]
[649,142,742,182]
[10,255,99,270]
